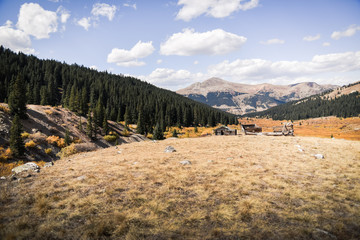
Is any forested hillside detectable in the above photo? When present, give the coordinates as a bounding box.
[0,46,236,133]
[243,83,360,120]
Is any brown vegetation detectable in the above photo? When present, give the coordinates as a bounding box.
[240,116,360,141]
[1,135,359,239]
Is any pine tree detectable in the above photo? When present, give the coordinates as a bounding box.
[153,123,164,140]
[64,128,71,146]
[8,74,27,119]
[136,109,146,134]
[86,109,93,139]
[102,114,109,135]
[10,115,25,158]
[124,107,130,129]
[172,129,178,138]
[79,116,83,132]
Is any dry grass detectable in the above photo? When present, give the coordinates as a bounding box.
[240,116,360,141]
[0,135,359,239]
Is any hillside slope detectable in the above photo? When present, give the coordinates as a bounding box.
[244,81,360,120]
[177,77,336,115]
[0,104,146,162]
[1,135,359,239]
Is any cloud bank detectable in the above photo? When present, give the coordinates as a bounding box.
[160,28,246,56]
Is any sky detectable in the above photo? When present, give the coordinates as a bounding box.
[0,0,360,91]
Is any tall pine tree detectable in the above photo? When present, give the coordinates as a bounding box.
[8,74,27,119]
[10,115,25,158]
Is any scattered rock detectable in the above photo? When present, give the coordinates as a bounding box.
[208,160,213,163]
[115,146,118,149]
[12,162,40,174]
[117,151,122,154]
[298,148,304,152]
[133,162,138,165]
[44,162,54,168]
[76,175,86,181]
[164,146,176,153]
[314,154,324,159]
[295,144,301,148]
[179,160,191,165]
[153,140,157,143]
[226,157,233,160]
[0,176,6,180]
[312,228,337,240]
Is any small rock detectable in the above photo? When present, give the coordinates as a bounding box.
[115,146,118,149]
[314,154,324,159]
[133,162,138,165]
[117,151,122,154]
[153,140,157,143]
[226,157,233,160]
[295,144,301,148]
[298,148,304,152]
[0,176,6,180]
[44,162,54,168]
[12,162,40,174]
[208,160,213,163]
[179,160,191,165]
[76,175,86,181]
[164,146,176,153]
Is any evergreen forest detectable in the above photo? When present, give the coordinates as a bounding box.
[243,89,360,120]
[0,46,237,135]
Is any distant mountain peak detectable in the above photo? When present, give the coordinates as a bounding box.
[177,78,337,115]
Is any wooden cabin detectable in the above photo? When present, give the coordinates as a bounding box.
[241,124,262,134]
[214,126,237,135]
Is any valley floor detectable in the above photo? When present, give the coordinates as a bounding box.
[1,135,359,239]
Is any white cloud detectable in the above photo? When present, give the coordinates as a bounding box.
[77,17,91,31]
[323,42,330,47]
[123,3,137,10]
[90,65,98,70]
[16,3,58,39]
[160,28,246,56]
[331,24,360,40]
[303,34,320,42]
[0,21,35,54]
[57,6,70,24]
[208,51,360,82]
[139,68,204,90]
[176,0,259,21]
[157,59,163,64]
[194,60,199,65]
[107,41,155,67]
[91,3,117,21]
[260,38,285,45]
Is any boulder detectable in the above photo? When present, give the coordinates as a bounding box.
[76,175,86,181]
[314,154,324,159]
[12,162,40,174]
[164,146,176,153]
[44,162,54,168]
[179,160,191,165]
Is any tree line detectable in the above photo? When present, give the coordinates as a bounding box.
[0,46,237,144]
[243,90,360,120]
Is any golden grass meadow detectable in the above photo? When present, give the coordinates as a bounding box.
[1,134,359,239]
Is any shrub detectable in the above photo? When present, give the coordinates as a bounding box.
[44,110,53,115]
[0,147,12,161]
[104,135,117,142]
[25,140,37,148]
[57,143,77,158]
[45,148,52,155]
[0,104,9,113]
[21,132,30,139]
[46,135,66,148]
[121,130,130,137]
[29,132,46,143]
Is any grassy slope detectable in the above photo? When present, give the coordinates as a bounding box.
[1,135,359,239]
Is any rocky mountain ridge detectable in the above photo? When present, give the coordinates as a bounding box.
[177,78,337,115]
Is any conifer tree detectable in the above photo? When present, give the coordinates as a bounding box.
[64,128,71,146]
[102,114,109,135]
[8,74,27,119]
[86,109,93,139]
[79,116,83,132]
[172,129,178,138]
[136,109,146,135]
[124,107,130,129]
[153,123,164,140]
[10,114,25,158]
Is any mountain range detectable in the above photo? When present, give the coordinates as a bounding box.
[177,77,337,115]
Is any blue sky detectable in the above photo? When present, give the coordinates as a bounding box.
[0,0,359,90]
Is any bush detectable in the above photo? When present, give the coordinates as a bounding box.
[104,135,117,142]
[44,110,53,115]
[46,135,65,148]
[29,132,46,144]
[21,132,30,139]
[0,104,9,113]
[25,140,37,148]
[0,147,12,161]
[121,130,130,137]
[45,148,52,155]
[57,143,77,158]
